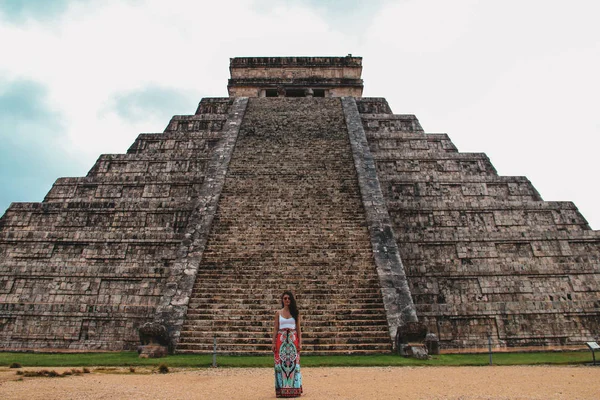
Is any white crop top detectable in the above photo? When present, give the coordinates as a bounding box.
[279,313,296,329]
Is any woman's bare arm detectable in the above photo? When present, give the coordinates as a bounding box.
[272,310,279,353]
[296,314,302,352]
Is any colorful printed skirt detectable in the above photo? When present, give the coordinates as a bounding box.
[274,328,303,398]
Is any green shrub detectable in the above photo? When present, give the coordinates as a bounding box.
[9,362,22,369]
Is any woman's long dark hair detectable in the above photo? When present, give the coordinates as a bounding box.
[281,291,299,322]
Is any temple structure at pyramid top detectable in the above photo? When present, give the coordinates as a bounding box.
[227,55,364,97]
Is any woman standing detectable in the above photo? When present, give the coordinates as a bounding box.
[272,291,303,398]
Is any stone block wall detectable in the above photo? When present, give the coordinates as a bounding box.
[359,97,600,349]
[0,98,236,351]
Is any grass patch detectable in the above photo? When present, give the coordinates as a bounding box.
[0,351,593,368]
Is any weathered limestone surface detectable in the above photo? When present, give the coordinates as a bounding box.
[154,97,248,350]
[177,98,391,354]
[359,97,600,349]
[1,56,599,354]
[341,97,417,342]
[228,56,363,98]
[0,98,238,350]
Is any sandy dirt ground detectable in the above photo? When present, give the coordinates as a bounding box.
[1,365,599,400]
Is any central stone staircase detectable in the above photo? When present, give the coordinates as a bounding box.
[177,98,392,354]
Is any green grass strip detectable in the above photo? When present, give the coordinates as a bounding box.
[0,351,594,368]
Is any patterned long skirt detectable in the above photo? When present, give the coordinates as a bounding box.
[274,328,303,398]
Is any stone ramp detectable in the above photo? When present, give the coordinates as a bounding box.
[359,98,600,350]
[177,98,392,354]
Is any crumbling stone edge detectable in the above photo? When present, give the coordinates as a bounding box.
[153,97,249,352]
[341,97,418,345]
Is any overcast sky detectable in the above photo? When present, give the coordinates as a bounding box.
[0,0,598,229]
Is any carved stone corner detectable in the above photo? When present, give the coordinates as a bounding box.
[398,343,429,360]
[395,321,431,359]
[138,322,170,358]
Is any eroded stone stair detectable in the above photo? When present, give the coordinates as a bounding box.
[177,98,392,354]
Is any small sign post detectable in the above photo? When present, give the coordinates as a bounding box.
[488,335,493,366]
[212,335,217,368]
[586,342,599,366]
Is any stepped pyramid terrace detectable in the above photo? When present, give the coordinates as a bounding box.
[0,56,599,354]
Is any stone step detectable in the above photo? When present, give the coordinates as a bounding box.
[367,138,457,154]
[188,286,383,295]
[380,176,541,202]
[382,175,534,185]
[182,318,388,326]
[164,115,228,133]
[403,262,600,277]
[389,199,582,212]
[179,330,389,338]
[193,97,233,114]
[186,298,385,306]
[373,151,491,162]
[176,342,391,353]
[130,131,223,143]
[187,304,386,312]
[179,337,391,346]
[85,153,211,177]
[183,306,388,316]
[395,229,600,244]
[0,231,181,243]
[1,201,196,215]
[127,134,222,155]
[190,274,381,281]
[196,262,377,268]
[364,131,450,141]
[187,301,383,309]
[185,309,387,318]
[355,98,395,115]
[188,291,384,298]
[176,349,391,355]
[43,183,204,204]
[190,276,381,283]
[191,277,380,284]
[364,130,445,141]
[0,269,167,279]
[181,315,390,330]
[181,323,389,332]
[187,298,385,306]
[188,286,383,294]
[416,299,600,314]
[0,218,188,233]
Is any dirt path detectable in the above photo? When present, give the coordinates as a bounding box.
[1,365,598,399]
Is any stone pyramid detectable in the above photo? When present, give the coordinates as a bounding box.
[0,56,598,354]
